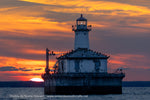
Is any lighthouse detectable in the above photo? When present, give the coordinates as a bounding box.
[56,14,108,73]
[72,14,91,49]
[42,14,125,95]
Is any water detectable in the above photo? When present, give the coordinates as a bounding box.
[0,87,150,100]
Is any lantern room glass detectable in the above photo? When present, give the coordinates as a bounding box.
[77,21,87,25]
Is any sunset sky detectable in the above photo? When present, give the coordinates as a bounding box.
[0,0,150,81]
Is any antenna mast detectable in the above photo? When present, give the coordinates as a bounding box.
[45,48,55,74]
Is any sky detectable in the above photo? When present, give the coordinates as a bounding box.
[0,0,150,81]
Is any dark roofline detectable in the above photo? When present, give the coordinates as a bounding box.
[57,57,109,60]
[76,14,87,21]
[56,48,109,60]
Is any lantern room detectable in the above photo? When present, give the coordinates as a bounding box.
[76,14,87,26]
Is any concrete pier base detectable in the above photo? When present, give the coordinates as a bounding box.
[42,73,125,95]
[44,86,122,95]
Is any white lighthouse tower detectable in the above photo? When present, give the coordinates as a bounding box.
[72,14,91,49]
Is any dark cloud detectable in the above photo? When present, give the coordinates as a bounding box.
[0,66,18,71]
[0,0,48,8]
[88,15,150,56]
[19,67,33,71]
[0,30,73,60]
[43,11,80,22]
[0,66,33,71]
[91,0,150,8]
[35,68,42,70]
[3,73,41,76]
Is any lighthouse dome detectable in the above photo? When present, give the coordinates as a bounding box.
[76,14,87,21]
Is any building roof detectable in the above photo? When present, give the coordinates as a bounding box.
[76,14,87,21]
[57,48,109,59]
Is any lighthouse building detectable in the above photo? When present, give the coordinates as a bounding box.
[55,14,109,73]
[42,14,125,95]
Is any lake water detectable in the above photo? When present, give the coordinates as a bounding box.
[0,87,150,100]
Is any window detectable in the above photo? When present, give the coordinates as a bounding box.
[75,60,80,72]
[78,21,86,25]
[61,61,64,72]
[94,59,101,72]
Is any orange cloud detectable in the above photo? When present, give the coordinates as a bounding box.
[109,60,125,65]
[108,54,149,69]
[20,0,150,16]
[0,56,57,81]
[23,49,45,55]
[0,16,69,32]
[21,49,67,56]
[0,56,56,71]
[0,71,42,81]
[0,7,19,11]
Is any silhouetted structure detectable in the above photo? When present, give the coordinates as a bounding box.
[42,14,125,95]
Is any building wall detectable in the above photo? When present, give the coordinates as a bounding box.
[44,74,124,94]
[100,59,107,72]
[57,59,107,73]
[58,59,67,73]
[44,74,123,87]
[80,60,95,72]
[74,31,89,49]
